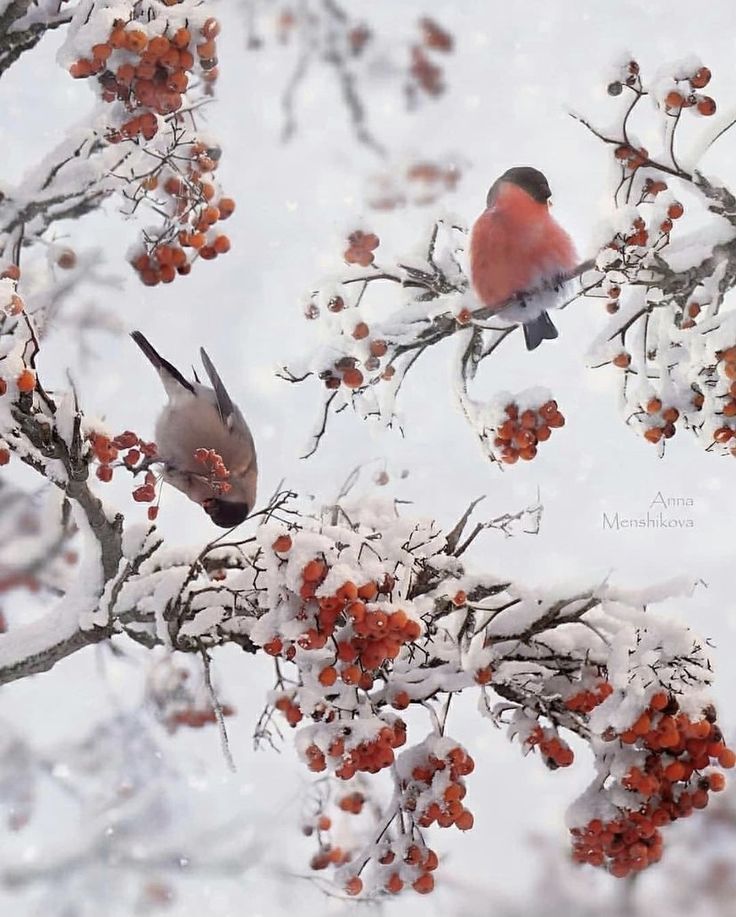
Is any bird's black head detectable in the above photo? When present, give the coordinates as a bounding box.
[486,166,552,207]
[203,498,250,528]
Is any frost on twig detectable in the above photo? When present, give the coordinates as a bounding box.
[282,218,598,464]
[575,55,736,459]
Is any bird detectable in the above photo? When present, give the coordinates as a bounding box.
[469,166,578,350]
[130,331,257,528]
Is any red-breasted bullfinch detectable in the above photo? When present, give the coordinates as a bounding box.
[469,166,578,350]
[131,331,257,528]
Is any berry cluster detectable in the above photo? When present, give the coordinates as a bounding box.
[309,842,351,872]
[408,18,453,98]
[130,149,235,285]
[337,791,365,814]
[564,679,613,714]
[493,399,565,464]
[613,142,651,175]
[367,159,461,211]
[344,230,380,267]
[713,346,736,451]
[167,702,234,732]
[303,719,407,779]
[1,264,24,318]
[525,725,575,769]
[274,693,303,727]
[662,65,715,117]
[193,447,231,495]
[402,745,475,831]
[571,809,664,875]
[376,842,438,895]
[69,17,220,130]
[317,329,391,394]
[640,398,681,445]
[89,430,160,519]
[265,548,420,686]
[607,58,642,95]
[307,802,439,896]
[679,298,706,330]
[573,693,733,877]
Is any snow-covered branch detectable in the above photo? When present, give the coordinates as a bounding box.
[282,219,598,463]
[578,56,736,457]
[0,0,74,79]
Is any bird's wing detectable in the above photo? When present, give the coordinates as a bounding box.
[199,347,236,428]
[131,331,194,396]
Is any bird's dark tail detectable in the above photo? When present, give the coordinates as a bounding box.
[523,311,559,351]
[130,330,194,393]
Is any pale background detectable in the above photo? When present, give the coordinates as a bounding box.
[1,1,735,914]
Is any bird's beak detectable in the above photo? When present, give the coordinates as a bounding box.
[547,198,553,209]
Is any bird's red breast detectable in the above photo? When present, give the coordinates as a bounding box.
[469,183,577,310]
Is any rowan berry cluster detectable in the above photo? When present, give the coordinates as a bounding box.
[400,743,475,831]
[525,725,575,769]
[572,692,733,877]
[606,58,642,96]
[660,64,716,117]
[308,812,440,896]
[302,719,407,778]
[61,4,234,286]
[408,18,453,98]
[193,447,231,495]
[605,202,684,264]
[366,158,462,211]
[493,398,565,464]
[129,147,235,286]
[1,264,24,320]
[167,702,234,731]
[344,230,380,267]
[68,16,220,130]
[712,346,736,453]
[146,658,235,732]
[273,693,303,727]
[564,679,614,714]
[263,544,420,689]
[638,398,681,446]
[88,430,160,519]
[315,326,392,393]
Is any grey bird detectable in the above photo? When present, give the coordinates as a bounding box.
[131,331,257,528]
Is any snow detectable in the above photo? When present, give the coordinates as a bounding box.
[3,1,736,915]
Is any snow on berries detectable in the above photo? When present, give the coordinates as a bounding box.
[129,150,235,286]
[397,737,475,830]
[571,694,733,878]
[288,218,578,468]
[577,57,736,460]
[654,60,716,119]
[227,499,729,898]
[491,395,565,464]
[60,2,234,285]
